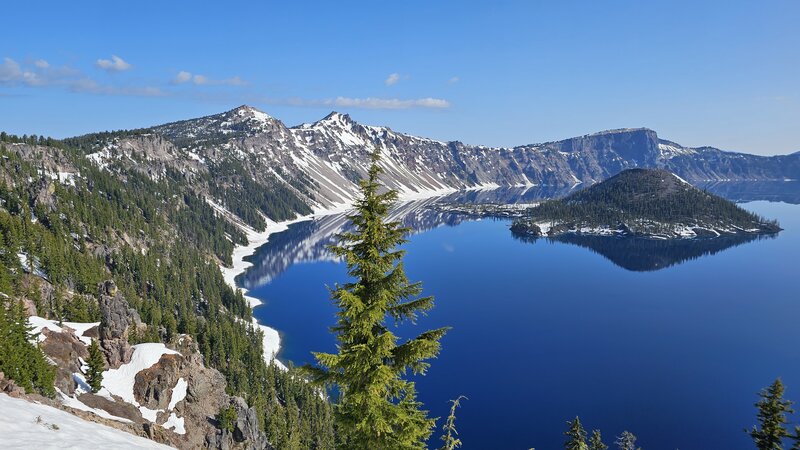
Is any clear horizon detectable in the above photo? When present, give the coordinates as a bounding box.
[1,1,798,155]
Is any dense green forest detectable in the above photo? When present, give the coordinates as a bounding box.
[0,295,56,397]
[0,134,334,448]
[514,168,780,236]
[62,129,314,232]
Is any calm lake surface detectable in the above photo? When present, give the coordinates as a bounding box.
[242,185,800,449]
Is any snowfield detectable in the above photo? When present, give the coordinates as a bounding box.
[27,316,98,346]
[100,343,187,429]
[0,393,173,449]
[101,344,180,407]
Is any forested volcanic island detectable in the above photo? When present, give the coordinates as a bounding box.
[510,168,782,240]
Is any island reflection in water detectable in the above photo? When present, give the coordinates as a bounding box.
[237,182,796,288]
[514,233,775,271]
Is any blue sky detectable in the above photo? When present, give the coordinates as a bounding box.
[1,1,798,155]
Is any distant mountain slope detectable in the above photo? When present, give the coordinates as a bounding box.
[511,168,781,239]
[67,106,799,228]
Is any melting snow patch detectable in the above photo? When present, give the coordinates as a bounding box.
[162,412,186,435]
[101,344,179,408]
[167,378,187,410]
[139,406,161,423]
[0,393,172,449]
[27,316,98,346]
[86,149,112,169]
[57,389,132,424]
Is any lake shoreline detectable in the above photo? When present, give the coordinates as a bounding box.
[218,187,477,367]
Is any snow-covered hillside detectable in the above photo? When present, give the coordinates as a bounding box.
[0,393,173,449]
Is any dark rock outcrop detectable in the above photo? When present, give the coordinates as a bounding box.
[206,397,272,450]
[77,392,143,422]
[98,280,141,368]
[128,335,270,449]
[0,372,25,397]
[230,396,270,448]
[510,219,542,238]
[38,327,88,395]
[134,353,182,412]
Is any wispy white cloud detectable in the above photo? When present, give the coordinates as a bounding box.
[0,58,24,83]
[194,74,246,86]
[172,71,246,86]
[68,78,165,96]
[95,55,132,72]
[172,71,192,84]
[448,76,460,84]
[1,56,163,97]
[261,95,450,110]
[330,96,449,109]
[2,56,447,109]
[385,73,402,86]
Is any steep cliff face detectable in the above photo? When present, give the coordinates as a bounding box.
[72,105,799,224]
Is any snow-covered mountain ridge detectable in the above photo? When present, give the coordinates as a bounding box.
[74,105,800,222]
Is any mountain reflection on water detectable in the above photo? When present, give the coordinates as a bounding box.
[237,182,797,288]
[238,198,470,289]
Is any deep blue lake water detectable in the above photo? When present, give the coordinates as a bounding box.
[242,188,800,449]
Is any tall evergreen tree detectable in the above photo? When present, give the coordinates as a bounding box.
[614,431,639,450]
[564,416,588,450]
[588,429,608,450]
[0,297,55,396]
[86,339,104,393]
[308,151,449,450]
[440,396,467,450]
[748,378,794,450]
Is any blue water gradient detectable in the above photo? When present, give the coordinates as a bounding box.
[248,201,800,449]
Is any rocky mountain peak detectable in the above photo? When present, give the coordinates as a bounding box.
[228,105,274,123]
[312,111,358,129]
